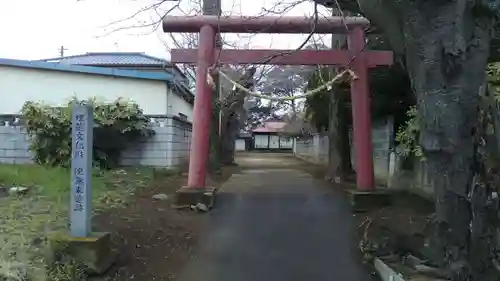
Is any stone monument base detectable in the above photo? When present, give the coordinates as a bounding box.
[348,190,392,213]
[49,232,115,275]
[172,186,217,210]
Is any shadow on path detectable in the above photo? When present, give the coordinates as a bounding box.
[177,153,375,281]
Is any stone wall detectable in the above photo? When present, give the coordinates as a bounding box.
[0,115,192,168]
[294,118,394,183]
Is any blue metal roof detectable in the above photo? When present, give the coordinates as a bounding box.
[0,58,194,100]
[39,52,170,66]
[38,52,190,87]
[0,58,174,81]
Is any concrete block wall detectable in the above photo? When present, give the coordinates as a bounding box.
[168,117,192,167]
[293,117,437,197]
[294,136,320,164]
[294,118,394,182]
[0,126,33,164]
[351,118,394,181]
[0,115,192,168]
[388,155,434,197]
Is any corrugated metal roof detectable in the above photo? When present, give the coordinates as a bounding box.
[39,52,169,66]
[252,121,287,133]
[0,58,174,82]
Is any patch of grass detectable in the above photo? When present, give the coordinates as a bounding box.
[0,164,160,281]
[0,164,154,202]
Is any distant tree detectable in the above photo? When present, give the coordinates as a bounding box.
[257,65,311,115]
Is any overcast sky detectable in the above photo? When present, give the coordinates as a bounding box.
[0,0,332,61]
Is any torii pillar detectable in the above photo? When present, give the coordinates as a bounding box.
[164,15,393,207]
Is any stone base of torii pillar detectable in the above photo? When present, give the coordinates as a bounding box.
[172,186,217,211]
[348,190,392,212]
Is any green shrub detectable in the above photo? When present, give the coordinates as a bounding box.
[21,98,154,169]
[395,105,423,159]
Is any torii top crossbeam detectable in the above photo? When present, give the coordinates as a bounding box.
[162,15,370,34]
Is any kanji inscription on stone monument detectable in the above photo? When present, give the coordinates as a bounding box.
[70,103,93,237]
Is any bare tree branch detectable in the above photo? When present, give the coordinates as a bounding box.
[97,0,181,37]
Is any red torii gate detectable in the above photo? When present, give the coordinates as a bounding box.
[163,15,393,197]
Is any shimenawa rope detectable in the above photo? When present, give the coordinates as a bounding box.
[207,68,357,102]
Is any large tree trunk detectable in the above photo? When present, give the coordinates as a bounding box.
[357,0,496,279]
[211,67,257,168]
[208,83,222,175]
[326,86,352,182]
[205,0,223,175]
[220,112,239,165]
[326,7,353,182]
[346,0,499,279]
[404,6,491,278]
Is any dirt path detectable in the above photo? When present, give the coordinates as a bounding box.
[175,153,375,281]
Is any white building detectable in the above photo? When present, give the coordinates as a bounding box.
[0,54,196,168]
[252,121,293,150]
[0,54,193,120]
